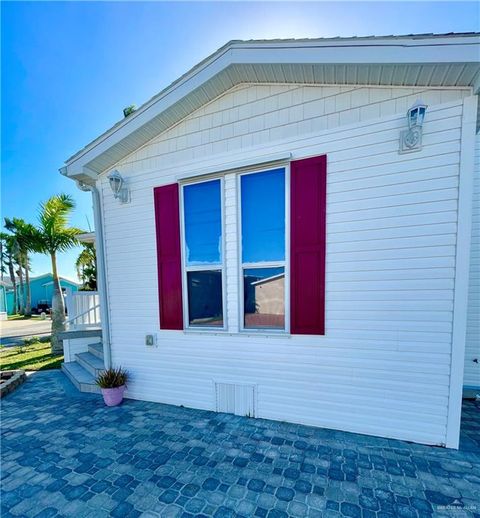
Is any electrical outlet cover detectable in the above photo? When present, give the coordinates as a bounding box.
[145,334,156,346]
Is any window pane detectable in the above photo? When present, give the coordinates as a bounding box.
[241,169,285,263]
[187,270,223,327]
[184,180,222,266]
[244,267,285,329]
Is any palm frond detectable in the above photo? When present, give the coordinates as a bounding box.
[35,194,83,254]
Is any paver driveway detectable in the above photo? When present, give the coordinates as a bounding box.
[1,371,479,518]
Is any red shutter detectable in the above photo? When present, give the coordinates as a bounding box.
[290,155,327,335]
[154,184,183,330]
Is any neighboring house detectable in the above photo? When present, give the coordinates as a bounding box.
[6,273,79,314]
[247,272,285,328]
[60,34,480,449]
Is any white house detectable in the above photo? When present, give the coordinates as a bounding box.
[60,33,480,449]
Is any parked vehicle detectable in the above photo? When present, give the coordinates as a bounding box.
[33,300,51,315]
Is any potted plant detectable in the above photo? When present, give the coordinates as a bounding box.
[96,367,128,406]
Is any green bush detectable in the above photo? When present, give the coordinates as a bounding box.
[23,336,40,346]
[95,367,128,389]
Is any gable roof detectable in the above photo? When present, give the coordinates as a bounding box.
[60,33,480,183]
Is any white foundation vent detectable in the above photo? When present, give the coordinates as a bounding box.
[215,382,256,417]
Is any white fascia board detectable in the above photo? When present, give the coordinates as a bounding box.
[228,38,480,65]
[63,48,233,176]
[62,36,479,178]
[230,35,480,49]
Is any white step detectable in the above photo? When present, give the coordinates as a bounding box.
[88,342,104,360]
[61,362,101,394]
[75,352,105,377]
[58,328,102,340]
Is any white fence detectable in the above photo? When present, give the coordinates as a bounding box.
[65,289,100,329]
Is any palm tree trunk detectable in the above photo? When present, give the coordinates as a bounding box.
[24,254,31,316]
[50,252,65,354]
[17,264,25,315]
[7,257,17,315]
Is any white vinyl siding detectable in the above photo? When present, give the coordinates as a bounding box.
[464,132,480,389]
[99,83,471,446]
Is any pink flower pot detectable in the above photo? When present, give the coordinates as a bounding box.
[101,386,126,406]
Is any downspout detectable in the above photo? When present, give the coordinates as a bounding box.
[76,181,112,370]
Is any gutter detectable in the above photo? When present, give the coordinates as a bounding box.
[72,177,112,370]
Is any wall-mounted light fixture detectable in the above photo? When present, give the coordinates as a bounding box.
[107,170,130,203]
[399,100,428,154]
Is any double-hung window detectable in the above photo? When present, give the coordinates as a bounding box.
[155,155,326,335]
[240,168,287,331]
[182,179,224,328]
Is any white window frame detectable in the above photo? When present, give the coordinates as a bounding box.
[237,165,290,334]
[179,177,227,331]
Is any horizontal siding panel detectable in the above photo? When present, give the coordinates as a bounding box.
[329,176,458,203]
[328,222,457,243]
[328,268,455,281]
[327,279,454,291]
[328,153,460,185]
[327,255,455,270]
[328,164,459,193]
[328,188,459,213]
[114,350,451,384]
[328,200,458,223]
[328,234,456,252]
[329,211,458,233]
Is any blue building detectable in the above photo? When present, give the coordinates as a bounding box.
[6,273,79,315]
[0,281,8,320]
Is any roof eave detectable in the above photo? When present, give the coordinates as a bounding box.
[61,34,480,180]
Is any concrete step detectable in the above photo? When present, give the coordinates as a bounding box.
[75,352,105,378]
[61,362,101,394]
[88,342,104,360]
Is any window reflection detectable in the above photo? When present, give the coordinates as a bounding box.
[184,180,222,266]
[187,271,223,327]
[241,169,285,263]
[244,267,285,329]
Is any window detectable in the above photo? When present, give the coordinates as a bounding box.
[240,168,287,330]
[182,179,224,327]
[156,156,326,335]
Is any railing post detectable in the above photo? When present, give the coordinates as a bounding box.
[65,288,74,325]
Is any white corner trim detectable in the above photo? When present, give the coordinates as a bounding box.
[445,94,478,449]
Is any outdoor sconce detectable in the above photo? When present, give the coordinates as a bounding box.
[107,170,130,203]
[399,100,428,153]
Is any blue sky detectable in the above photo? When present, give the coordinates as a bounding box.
[2,1,478,280]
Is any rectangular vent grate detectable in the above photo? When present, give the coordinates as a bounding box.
[215,382,256,417]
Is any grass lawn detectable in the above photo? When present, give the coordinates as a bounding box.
[0,341,62,371]
[7,314,47,321]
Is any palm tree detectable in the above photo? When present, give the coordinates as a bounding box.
[4,218,36,316]
[0,234,5,282]
[30,194,83,353]
[76,243,97,290]
[0,232,18,313]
